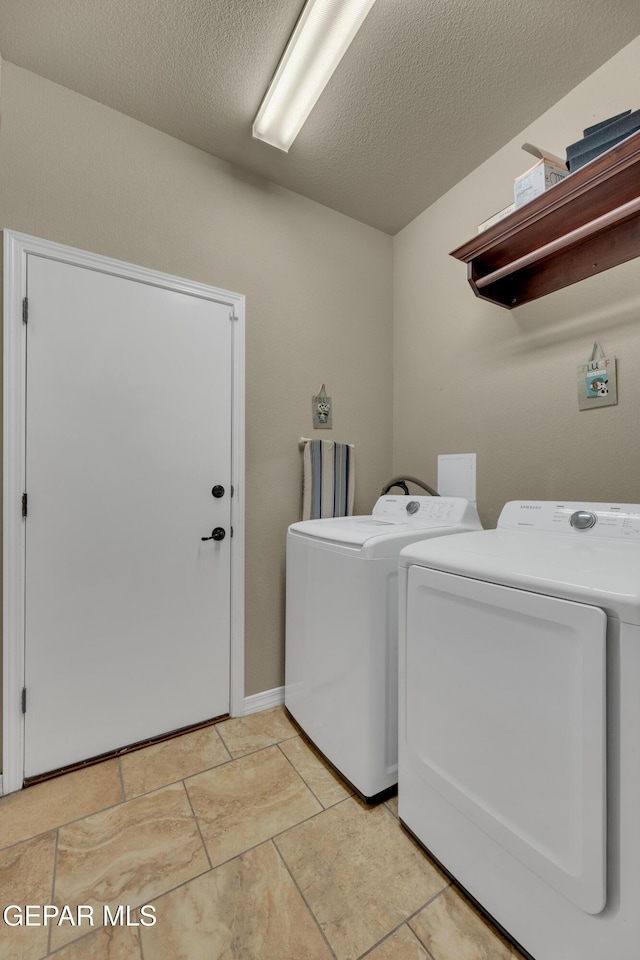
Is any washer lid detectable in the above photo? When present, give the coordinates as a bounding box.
[288,497,480,549]
[399,526,640,624]
[290,515,401,547]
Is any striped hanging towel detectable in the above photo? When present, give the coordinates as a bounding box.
[300,439,355,520]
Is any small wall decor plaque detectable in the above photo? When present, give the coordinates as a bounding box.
[312,384,332,429]
[577,342,617,410]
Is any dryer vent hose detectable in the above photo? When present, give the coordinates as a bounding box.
[380,476,439,497]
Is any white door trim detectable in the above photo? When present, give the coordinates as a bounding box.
[2,230,245,795]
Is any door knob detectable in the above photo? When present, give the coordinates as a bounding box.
[211,485,225,498]
[201,527,226,542]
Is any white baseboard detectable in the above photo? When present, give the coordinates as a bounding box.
[242,686,285,716]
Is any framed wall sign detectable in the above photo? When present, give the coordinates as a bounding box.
[577,342,617,410]
[312,384,333,428]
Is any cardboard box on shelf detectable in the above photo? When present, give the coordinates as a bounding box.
[477,203,516,233]
[514,143,568,209]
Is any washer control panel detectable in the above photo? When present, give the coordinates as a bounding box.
[373,495,474,524]
[499,501,640,539]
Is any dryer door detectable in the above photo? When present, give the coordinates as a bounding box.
[404,567,607,914]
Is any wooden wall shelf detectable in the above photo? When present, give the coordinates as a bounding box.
[450,129,640,309]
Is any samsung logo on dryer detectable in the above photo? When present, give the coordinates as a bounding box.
[519,505,542,510]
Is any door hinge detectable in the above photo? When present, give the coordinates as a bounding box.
[22,297,29,324]
[21,687,27,714]
[229,309,239,322]
[21,492,28,518]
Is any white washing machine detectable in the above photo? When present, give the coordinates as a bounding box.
[398,500,640,960]
[285,495,481,801]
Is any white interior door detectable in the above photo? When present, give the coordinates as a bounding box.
[22,253,235,778]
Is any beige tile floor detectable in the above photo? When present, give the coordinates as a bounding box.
[0,707,527,960]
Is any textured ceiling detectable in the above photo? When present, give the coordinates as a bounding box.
[1,0,640,234]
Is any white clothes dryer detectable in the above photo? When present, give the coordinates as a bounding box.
[398,500,640,960]
[285,495,481,801]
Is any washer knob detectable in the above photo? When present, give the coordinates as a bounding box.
[570,510,597,530]
[406,500,420,515]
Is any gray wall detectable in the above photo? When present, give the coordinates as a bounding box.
[2,28,640,761]
[393,36,640,529]
[0,63,394,725]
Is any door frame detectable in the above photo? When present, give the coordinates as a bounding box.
[2,230,246,795]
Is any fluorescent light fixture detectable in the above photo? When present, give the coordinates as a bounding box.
[252,0,378,152]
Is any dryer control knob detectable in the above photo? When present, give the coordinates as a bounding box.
[570,510,597,530]
[406,500,420,515]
